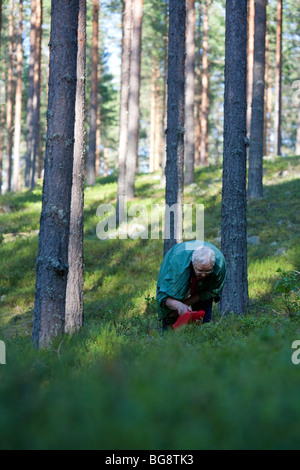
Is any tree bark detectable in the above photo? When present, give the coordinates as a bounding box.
[263,20,269,158]
[164,0,186,256]
[184,0,195,184]
[154,65,162,171]
[200,0,209,166]
[0,50,4,195]
[248,0,266,199]
[149,56,156,172]
[25,0,37,188]
[95,60,101,177]
[5,0,15,193]
[160,0,168,184]
[126,0,144,199]
[274,0,282,156]
[65,0,86,335]
[296,103,300,155]
[221,0,249,315]
[31,0,42,188]
[150,58,162,173]
[194,0,202,167]
[0,0,2,49]
[33,0,79,349]
[86,0,99,186]
[247,0,255,136]
[12,0,23,193]
[265,25,272,156]
[116,0,132,224]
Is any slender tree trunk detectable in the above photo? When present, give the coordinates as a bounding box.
[86,0,99,186]
[0,60,4,195]
[263,20,269,157]
[95,62,101,177]
[200,0,209,166]
[33,0,79,349]
[12,0,23,192]
[149,56,156,172]
[65,0,86,335]
[25,0,36,188]
[266,33,272,156]
[221,0,249,315]
[31,0,42,188]
[160,0,168,184]
[154,65,162,171]
[150,58,161,173]
[5,0,15,193]
[296,104,300,155]
[164,0,186,256]
[274,0,282,156]
[116,0,132,224]
[184,0,195,184]
[215,101,221,164]
[0,112,3,195]
[247,0,255,136]
[194,0,202,167]
[248,0,266,199]
[126,0,144,199]
[0,0,2,49]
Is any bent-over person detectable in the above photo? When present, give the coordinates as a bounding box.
[156,241,226,330]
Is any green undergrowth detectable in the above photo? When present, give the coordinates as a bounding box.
[0,155,300,449]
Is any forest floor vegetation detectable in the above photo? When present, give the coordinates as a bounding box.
[0,155,300,449]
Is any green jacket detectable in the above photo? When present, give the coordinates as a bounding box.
[156,241,226,318]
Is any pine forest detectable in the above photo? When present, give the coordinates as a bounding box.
[0,0,300,451]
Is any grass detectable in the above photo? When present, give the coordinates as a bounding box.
[0,155,300,450]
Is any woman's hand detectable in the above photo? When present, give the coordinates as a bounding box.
[177,302,192,316]
[165,298,191,316]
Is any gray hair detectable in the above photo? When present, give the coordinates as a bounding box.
[192,245,215,268]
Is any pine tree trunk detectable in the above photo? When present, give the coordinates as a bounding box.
[274,0,282,156]
[12,0,23,193]
[0,62,4,195]
[126,0,144,199]
[184,0,195,184]
[86,0,99,186]
[95,60,101,177]
[194,0,202,167]
[5,0,15,193]
[266,30,272,156]
[263,21,269,157]
[33,0,79,349]
[200,0,209,166]
[164,0,186,256]
[116,0,132,224]
[0,0,2,48]
[149,56,156,173]
[296,104,300,155]
[160,0,168,184]
[31,0,42,189]
[0,0,3,194]
[154,65,161,171]
[248,0,266,199]
[25,0,37,188]
[65,0,86,335]
[221,0,249,315]
[247,0,255,136]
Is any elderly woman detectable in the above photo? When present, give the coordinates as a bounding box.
[156,241,226,330]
